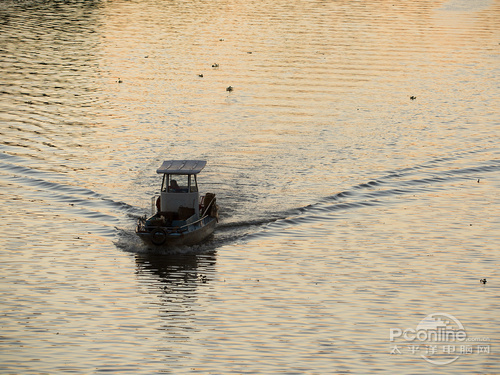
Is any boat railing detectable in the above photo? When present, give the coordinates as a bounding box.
[146,212,212,233]
[201,193,216,217]
[176,214,211,230]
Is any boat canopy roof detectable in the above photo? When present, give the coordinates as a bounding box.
[156,160,207,175]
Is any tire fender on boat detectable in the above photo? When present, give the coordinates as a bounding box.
[151,227,167,245]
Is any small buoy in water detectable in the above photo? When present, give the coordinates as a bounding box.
[410,96,416,100]
[226,86,233,92]
[480,278,487,284]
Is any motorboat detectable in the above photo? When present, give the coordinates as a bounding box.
[136,160,218,247]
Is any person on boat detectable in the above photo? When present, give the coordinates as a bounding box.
[156,196,161,212]
[169,179,180,192]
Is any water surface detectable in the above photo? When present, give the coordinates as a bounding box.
[1,0,499,373]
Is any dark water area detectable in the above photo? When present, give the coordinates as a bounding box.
[1,0,499,373]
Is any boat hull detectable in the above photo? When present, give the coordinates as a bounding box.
[136,216,217,248]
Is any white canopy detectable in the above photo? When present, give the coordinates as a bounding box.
[156,160,207,175]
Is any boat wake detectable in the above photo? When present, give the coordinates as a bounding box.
[0,151,141,240]
[241,154,500,239]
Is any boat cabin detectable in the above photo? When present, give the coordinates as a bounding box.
[156,160,207,219]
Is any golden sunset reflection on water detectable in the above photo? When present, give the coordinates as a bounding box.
[1,0,499,373]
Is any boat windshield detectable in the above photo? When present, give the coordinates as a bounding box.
[161,174,198,193]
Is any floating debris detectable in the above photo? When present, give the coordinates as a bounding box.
[410,96,416,100]
[480,278,487,284]
[198,74,203,77]
[226,86,233,92]
[212,63,219,68]
[117,78,123,83]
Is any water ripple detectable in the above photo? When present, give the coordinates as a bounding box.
[1,0,499,373]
